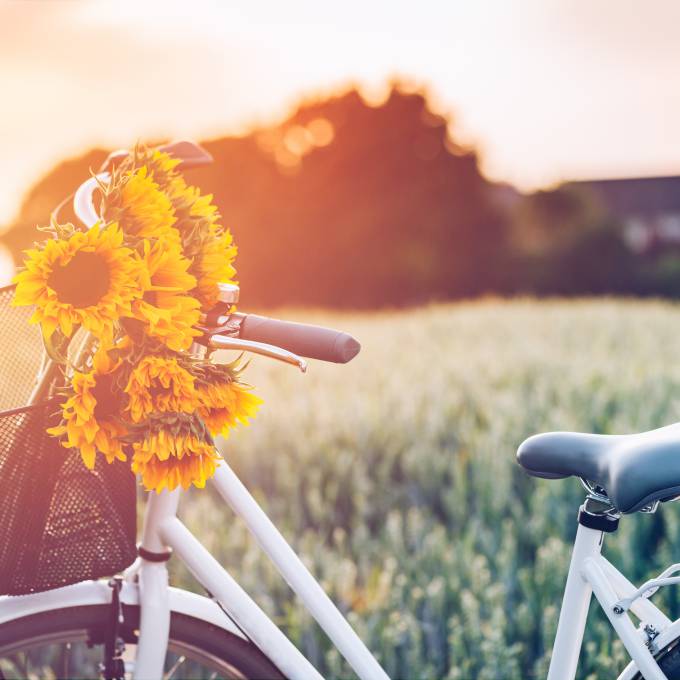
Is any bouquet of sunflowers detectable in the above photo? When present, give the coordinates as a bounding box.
[12,145,261,493]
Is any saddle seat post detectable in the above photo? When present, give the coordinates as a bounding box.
[547,482,620,680]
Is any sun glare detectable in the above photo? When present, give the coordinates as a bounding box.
[0,246,13,286]
[256,117,336,174]
[0,1,679,226]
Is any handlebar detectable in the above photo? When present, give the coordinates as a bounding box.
[239,314,360,364]
[205,313,361,370]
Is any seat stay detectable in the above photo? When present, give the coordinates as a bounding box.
[614,563,680,616]
[582,556,667,680]
[599,558,671,629]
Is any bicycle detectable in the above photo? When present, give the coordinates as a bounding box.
[2,141,680,680]
[0,141,389,680]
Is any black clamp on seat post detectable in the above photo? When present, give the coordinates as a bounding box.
[578,506,620,533]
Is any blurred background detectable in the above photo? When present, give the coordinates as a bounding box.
[3,1,680,302]
[2,2,680,678]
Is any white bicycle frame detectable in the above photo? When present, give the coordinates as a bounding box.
[129,460,390,680]
[3,158,675,679]
[3,485,680,680]
[130,479,680,680]
[546,512,680,680]
[73,170,680,679]
[15,168,390,680]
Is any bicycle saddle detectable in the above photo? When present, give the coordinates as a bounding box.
[517,423,680,513]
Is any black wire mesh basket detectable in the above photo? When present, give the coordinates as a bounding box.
[0,285,137,596]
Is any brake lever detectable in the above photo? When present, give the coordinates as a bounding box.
[208,334,307,373]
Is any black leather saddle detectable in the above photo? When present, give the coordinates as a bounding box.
[517,424,680,513]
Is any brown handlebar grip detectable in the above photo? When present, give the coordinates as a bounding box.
[239,314,360,364]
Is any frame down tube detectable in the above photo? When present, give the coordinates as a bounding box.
[210,460,391,680]
[135,487,324,680]
[159,516,325,680]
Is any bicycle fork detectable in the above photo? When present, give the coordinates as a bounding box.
[131,489,178,680]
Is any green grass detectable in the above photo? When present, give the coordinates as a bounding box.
[5,297,679,678]
[166,298,680,679]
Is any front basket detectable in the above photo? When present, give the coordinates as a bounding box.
[0,401,137,596]
[0,285,137,596]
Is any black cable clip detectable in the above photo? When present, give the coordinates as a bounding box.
[138,544,173,563]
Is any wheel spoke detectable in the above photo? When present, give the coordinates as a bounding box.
[165,654,186,679]
[64,642,71,680]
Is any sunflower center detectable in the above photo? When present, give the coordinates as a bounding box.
[47,251,111,308]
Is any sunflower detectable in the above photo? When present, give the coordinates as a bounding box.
[129,413,220,492]
[195,369,262,437]
[12,222,140,340]
[136,147,236,310]
[141,149,235,305]
[191,227,238,310]
[144,149,187,205]
[104,166,181,245]
[124,355,197,423]
[177,184,220,223]
[18,141,261,493]
[47,344,128,468]
[131,239,202,351]
[197,382,262,436]
[146,148,182,179]
[143,149,219,223]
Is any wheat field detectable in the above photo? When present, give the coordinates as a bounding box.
[5,297,680,679]
[163,299,680,679]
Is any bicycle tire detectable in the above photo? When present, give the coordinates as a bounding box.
[0,603,286,679]
[631,633,680,679]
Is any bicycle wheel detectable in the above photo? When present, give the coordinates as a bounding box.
[0,603,285,679]
[631,633,680,679]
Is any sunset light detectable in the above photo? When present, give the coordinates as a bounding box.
[4,4,680,678]
[1,0,679,229]
[0,246,12,286]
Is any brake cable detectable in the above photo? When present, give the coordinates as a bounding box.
[101,577,126,680]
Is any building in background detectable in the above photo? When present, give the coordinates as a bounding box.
[569,176,680,254]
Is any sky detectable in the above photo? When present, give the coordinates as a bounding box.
[0,0,679,228]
